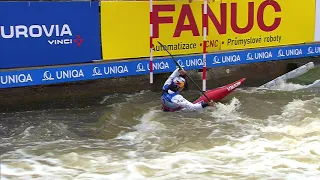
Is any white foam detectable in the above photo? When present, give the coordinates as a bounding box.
[74,173,124,180]
[100,90,149,105]
[262,119,320,137]
[210,97,242,122]
[99,93,119,104]
[1,92,319,180]
[20,126,35,139]
[266,98,320,126]
[124,90,150,101]
[115,109,164,144]
[265,79,306,91]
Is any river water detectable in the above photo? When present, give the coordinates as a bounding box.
[1,81,319,180]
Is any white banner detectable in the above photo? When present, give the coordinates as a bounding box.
[315,0,320,41]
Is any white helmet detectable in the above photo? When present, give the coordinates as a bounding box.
[172,76,185,88]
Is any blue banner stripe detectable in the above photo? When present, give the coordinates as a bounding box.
[1,44,320,89]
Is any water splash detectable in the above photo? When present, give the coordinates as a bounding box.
[210,97,242,122]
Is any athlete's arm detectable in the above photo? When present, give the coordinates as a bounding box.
[172,95,212,111]
[162,68,180,90]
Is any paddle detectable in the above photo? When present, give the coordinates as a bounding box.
[157,41,211,102]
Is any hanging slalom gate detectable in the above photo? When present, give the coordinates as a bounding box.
[149,0,154,84]
[149,0,208,91]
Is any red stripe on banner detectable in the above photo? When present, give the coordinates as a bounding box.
[149,59,153,72]
[150,37,153,48]
[202,66,206,80]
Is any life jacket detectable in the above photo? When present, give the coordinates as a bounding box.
[161,91,182,112]
[161,75,188,112]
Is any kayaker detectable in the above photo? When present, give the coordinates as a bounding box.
[161,68,214,112]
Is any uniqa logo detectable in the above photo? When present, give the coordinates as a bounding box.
[92,67,103,76]
[136,63,146,72]
[185,58,203,67]
[308,47,315,54]
[277,49,285,57]
[177,60,185,68]
[221,55,241,63]
[0,24,84,47]
[42,71,55,81]
[212,56,221,64]
[56,69,84,79]
[1,73,33,84]
[308,47,320,54]
[254,51,272,60]
[246,53,254,60]
[147,61,170,70]
[104,65,129,74]
[285,48,303,56]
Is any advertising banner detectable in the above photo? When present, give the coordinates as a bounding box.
[101,0,315,60]
[0,2,101,69]
[1,43,320,89]
[315,0,320,41]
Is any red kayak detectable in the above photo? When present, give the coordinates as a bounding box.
[193,78,246,104]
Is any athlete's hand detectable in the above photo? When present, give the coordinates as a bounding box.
[179,69,187,76]
[208,101,214,106]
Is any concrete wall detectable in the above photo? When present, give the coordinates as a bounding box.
[0,57,319,113]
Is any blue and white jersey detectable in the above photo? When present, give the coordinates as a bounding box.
[161,68,204,112]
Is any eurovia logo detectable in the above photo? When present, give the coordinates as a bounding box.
[0,24,84,47]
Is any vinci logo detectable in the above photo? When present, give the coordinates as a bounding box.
[0,24,84,47]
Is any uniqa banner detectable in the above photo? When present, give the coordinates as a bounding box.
[0,2,101,69]
[1,43,320,89]
[100,0,316,60]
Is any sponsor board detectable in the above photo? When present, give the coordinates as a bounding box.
[1,44,320,89]
[100,0,315,60]
[0,2,101,69]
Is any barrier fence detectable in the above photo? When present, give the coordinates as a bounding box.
[1,43,320,88]
[0,0,320,89]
